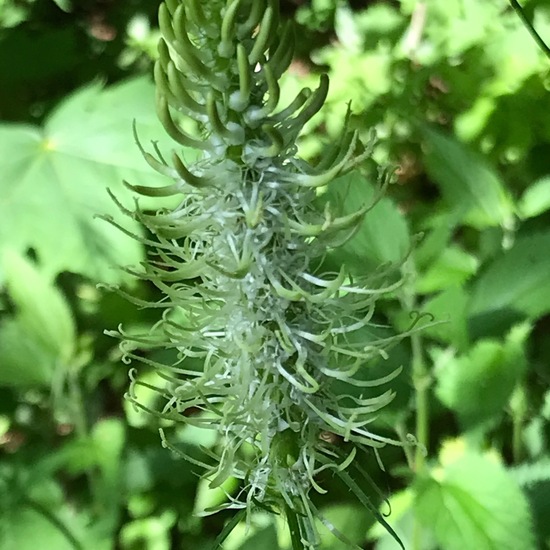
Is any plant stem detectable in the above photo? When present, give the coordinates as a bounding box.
[412,330,429,474]
[509,0,550,59]
[402,261,430,550]
[510,384,527,464]
[411,327,429,550]
[67,369,101,515]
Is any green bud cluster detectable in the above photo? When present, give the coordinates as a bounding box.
[108,0,410,547]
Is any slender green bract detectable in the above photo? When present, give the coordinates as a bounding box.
[109,0,411,547]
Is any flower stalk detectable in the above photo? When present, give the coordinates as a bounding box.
[107,0,415,547]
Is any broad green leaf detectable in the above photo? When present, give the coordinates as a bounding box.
[422,127,514,228]
[468,231,550,319]
[422,286,469,350]
[0,470,93,550]
[1,249,76,359]
[413,212,458,271]
[0,506,78,550]
[0,76,174,282]
[434,324,530,427]
[518,176,550,219]
[0,319,59,387]
[415,452,535,550]
[0,250,76,387]
[323,171,410,273]
[415,245,478,294]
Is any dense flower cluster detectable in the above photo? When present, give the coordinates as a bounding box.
[108,0,411,546]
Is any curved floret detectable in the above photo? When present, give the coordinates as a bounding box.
[108,1,414,547]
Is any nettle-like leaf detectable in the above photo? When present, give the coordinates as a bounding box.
[0,76,175,283]
[415,448,536,550]
[434,323,530,428]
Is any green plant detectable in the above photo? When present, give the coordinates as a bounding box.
[106,0,418,548]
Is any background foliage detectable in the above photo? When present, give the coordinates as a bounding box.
[1,0,549,548]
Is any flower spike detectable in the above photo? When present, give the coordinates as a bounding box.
[112,2,411,549]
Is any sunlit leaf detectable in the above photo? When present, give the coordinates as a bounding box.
[468,231,550,319]
[0,76,175,282]
[415,452,535,550]
[518,176,550,219]
[434,324,530,427]
[422,127,514,229]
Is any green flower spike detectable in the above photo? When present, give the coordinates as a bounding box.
[108,1,416,548]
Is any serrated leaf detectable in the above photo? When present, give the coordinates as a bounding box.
[468,231,550,319]
[434,324,530,427]
[415,453,536,550]
[422,127,514,228]
[0,76,175,283]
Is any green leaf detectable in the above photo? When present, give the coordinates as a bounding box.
[421,127,514,228]
[422,286,469,350]
[0,76,174,283]
[415,452,536,550]
[518,176,550,219]
[368,490,437,550]
[237,523,279,550]
[0,319,59,387]
[512,458,550,544]
[323,171,410,273]
[0,506,80,550]
[468,231,550,319]
[0,250,77,387]
[51,0,71,12]
[415,245,479,294]
[119,510,177,550]
[1,249,76,358]
[317,504,372,550]
[434,324,530,427]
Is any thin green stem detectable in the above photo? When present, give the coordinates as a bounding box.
[509,0,550,59]
[412,330,429,474]
[67,369,102,515]
[401,261,430,550]
[510,384,527,464]
[411,327,429,550]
